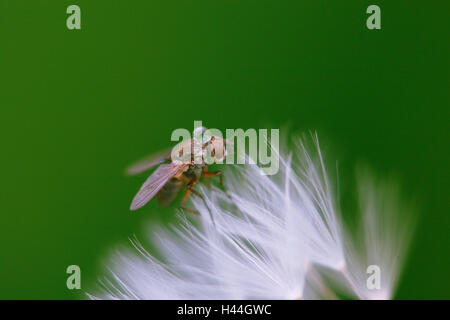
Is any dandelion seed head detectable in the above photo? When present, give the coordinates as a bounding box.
[92,134,414,300]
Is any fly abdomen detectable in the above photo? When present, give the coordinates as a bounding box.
[156,177,184,206]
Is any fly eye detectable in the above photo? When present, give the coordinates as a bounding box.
[193,126,206,136]
[202,132,212,144]
[193,126,212,144]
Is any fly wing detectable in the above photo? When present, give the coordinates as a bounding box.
[125,148,172,176]
[130,162,189,210]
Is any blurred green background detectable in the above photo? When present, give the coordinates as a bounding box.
[0,1,448,299]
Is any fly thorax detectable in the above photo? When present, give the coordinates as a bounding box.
[186,164,205,179]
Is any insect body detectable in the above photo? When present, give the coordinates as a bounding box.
[126,127,227,212]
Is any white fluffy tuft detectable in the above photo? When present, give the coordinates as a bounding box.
[91,134,414,300]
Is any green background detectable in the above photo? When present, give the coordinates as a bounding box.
[0,1,448,299]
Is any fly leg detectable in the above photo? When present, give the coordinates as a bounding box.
[179,178,200,214]
[180,176,216,225]
[202,167,231,199]
[202,169,223,187]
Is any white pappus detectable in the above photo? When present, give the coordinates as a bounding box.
[90,134,414,300]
